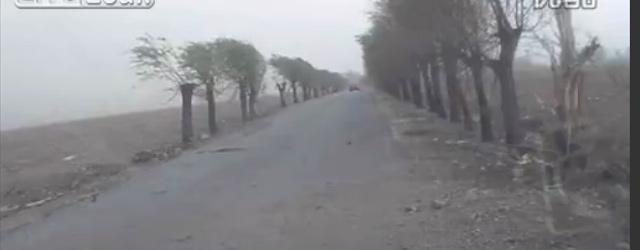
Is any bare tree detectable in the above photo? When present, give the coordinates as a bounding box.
[484,0,544,145]
[457,0,496,141]
[275,81,288,107]
[428,57,448,119]
[533,4,600,186]
[248,54,266,119]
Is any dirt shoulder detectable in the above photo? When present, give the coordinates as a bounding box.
[371,91,629,250]
[0,96,282,227]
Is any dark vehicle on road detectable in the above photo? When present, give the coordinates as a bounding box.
[349,85,360,91]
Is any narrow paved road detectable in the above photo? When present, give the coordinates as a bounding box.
[1,90,414,250]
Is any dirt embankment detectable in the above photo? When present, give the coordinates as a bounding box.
[0,96,282,219]
[375,89,629,250]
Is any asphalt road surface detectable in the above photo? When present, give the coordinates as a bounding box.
[1,90,415,250]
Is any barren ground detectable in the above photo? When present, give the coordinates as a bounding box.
[0,88,629,250]
[0,96,282,221]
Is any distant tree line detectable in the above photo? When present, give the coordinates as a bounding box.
[130,35,348,144]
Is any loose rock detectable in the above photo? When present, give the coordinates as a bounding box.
[25,197,53,208]
[404,205,420,213]
[431,199,448,210]
[62,155,77,161]
[132,150,155,163]
[0,204,20,213]
[200,133,210,140]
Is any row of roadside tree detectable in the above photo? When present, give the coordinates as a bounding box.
[358,0,602,186]
[130,34,347,144]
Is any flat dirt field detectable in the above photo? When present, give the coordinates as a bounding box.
[0,96,282,220]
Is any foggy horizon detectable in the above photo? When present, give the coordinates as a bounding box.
[0,0,629,130]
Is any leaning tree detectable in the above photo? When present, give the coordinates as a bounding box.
[181,41,225,135]
[131,34,198,144]
[294,58,316,102]
[215,38,265,122]
[270,55,315,104]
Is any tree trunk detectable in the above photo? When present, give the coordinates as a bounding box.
[405,79,415,104]
[549,7,598,185]
[429,59,447,119]
[443,45,473,130]
[302,85,310,101]
[410,76,424,108]
[457,81,474,131]
[248,82,257,120]
[491,31,523,145]
[442,47,461,123]
[205,83,218,135]
[419,62,434,112]
[486,2,525,145]
[277,83,287,107]
[398,81,405,102]
[291,81,299,103]
[555,7,576,123]
[239,82,249,123]
[494,62,522,144]
[301,86,306,101]
[469,60,494,141]
[179,84,196,144]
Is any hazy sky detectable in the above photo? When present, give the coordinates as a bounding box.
[0,0,629,130]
